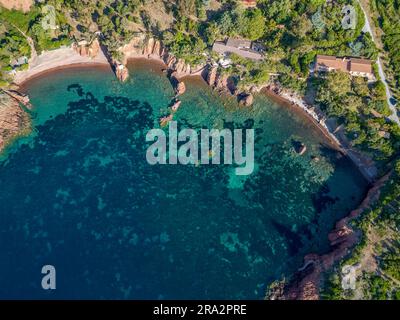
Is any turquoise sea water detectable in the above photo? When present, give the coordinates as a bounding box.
[0,61,367,299]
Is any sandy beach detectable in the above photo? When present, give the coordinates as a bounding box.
[13,46,110,85]
[11,47,377,182]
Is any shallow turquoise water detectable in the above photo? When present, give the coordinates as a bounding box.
[0,62,367,299]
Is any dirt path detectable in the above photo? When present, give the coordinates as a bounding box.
[11,23,38,65]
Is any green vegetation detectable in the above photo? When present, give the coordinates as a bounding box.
[60,0,145,56]
[371,0,400,101]
[381,246,400,282]
[322,162,400,300]
[0,23,30,86]
[163,27,207,65]
[0,6,41,32]
[315,70,399,160]
[0,2,71,84]
[0,0,396,163]
[0,4,71,52]
[0,0,400,300]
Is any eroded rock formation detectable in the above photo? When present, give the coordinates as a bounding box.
[206,66,218,87]
[266,172,391,300]
[115,63,129,82]
[0,91,31,153]
[119,36,193,79]
[118,36,254,105]
[238,93,254,107]
[73,39,101,59]
[175,81,186,96]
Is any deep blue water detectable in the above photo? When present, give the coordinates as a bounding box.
[0,61,367,299]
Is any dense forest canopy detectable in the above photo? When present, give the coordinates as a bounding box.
[371,0,400,100]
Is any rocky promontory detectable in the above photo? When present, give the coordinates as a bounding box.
[119,35,193,79]
[72,38,101,59]
[0,90,31,153]
[117,35,256,106]
[266,171,391,300]
[114,63,129,82]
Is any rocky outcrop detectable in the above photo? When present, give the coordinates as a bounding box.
[0,90,31,153]
[73,39,101,59]
[119,36,194,79]
[175,81,186,96]
[267,172,391,300]
[206,66,218,87]
[169,71,186,96]
[115,63,129,82]
[88,39,100,58]
[214,73,229,92]
[238,93,254,107]
[118,35,253,103]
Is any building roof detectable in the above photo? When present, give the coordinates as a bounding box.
[226,38,251,49]
[349,58,373,74]
[242,0,257,7]
[317,55,336,61]
[316,55,349,72]
[212,41,263,61]
[315,55,373,75]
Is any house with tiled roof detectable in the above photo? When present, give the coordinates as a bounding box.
[315,55,374,80]
[241,0,257,8]
[212,38,264,61]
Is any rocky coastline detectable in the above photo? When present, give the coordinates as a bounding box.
[0,35,386,300]
[112,36,377,184]
[0,89,31,154]
[267,171,391,300]
[112,37,384,299]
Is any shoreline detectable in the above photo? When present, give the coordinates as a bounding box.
[13,49,376,182]
[13,46,110,86]
[4,51,381,300]
[126,57,168,75]
[17,62,113,89]
[262,88,343,152]
[261,87,377,183]
[268,171,391,300]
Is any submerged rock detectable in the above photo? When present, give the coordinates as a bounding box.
[239,93,254,107]
[175,81,186,96]
[293,140,307,155]
[171,100,181,112]
[160,114,173,127]
[298,143,307,155]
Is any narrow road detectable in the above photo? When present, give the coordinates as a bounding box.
[356,0,400,125]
